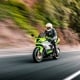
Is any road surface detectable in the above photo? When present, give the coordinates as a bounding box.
[0,51,80,80]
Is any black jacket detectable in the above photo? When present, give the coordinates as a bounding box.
[45,28,57,41]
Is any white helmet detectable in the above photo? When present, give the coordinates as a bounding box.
[46,23,53,31]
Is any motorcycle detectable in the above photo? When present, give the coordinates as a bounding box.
[32,34,60,63]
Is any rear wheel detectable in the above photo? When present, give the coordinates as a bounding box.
[52,48,60,59]
[33,48,43,63]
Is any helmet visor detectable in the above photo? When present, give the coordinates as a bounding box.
[47,27,51,30]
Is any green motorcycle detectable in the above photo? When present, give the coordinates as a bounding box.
[33,35,60,63]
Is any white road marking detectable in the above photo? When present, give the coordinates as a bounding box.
[63,70,80,80]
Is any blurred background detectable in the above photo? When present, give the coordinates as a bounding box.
[0,0,80,48]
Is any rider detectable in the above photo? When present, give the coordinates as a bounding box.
[44,23,58,56]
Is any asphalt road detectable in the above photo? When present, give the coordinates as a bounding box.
[0,51,80,80]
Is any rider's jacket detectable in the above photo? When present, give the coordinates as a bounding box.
[44,28,57,41]
[38,28,57,42]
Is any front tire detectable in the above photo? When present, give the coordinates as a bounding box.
[33,48,43,63]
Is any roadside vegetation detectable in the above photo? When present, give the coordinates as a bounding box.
[0,0,80,45]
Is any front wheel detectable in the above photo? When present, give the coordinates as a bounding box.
[33,48,43,63]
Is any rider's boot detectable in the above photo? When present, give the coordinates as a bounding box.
[53,43,58,57]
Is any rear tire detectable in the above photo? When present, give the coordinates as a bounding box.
[52,54,58,59]
[52,48,60,59]
[33,48,43,63]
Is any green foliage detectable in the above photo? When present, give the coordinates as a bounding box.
[34,0,80,32]
[0,2,39,37]
[68,0,80,33]
[0,0,80,36]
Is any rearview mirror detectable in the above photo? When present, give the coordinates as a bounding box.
[31,34,34,37]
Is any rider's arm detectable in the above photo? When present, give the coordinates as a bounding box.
[51,28,57,41]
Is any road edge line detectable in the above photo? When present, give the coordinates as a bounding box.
[63,70,80,80]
